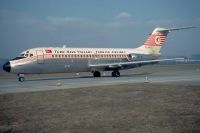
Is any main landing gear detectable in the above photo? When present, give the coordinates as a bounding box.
[112,70,120,77]
[93,71,101,77]
[18,74,25,82]
[92,70,121,77]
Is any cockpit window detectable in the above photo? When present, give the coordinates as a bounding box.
[11,51,34,61]
[11,56,26,61]
[20,54,25,57]
[11,53,27,61]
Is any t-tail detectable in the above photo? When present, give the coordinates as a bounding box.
[137,26,196,55]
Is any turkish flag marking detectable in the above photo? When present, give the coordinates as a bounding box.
[45,49,52,53]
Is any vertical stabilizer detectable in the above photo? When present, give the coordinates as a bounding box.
[137,26,195,55]
[144,27,168,47]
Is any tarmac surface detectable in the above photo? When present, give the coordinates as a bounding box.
[0,64,200,94]
[0,64,200,133]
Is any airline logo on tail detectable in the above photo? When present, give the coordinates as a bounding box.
[144,28,168,46]
[144,34,167,46]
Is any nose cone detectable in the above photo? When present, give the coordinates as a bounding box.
[3,62,11,72]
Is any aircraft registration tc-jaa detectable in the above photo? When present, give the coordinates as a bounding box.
[3,27,194,82]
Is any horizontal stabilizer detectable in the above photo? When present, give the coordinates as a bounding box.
[157,26,197,32]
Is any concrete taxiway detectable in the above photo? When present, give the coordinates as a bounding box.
[0,65,200,94]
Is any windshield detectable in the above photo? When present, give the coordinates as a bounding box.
[11,56,26,61]
[11,53,27,61]
[11,51,34,61]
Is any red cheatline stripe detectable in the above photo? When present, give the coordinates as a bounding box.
[14,54,130,64]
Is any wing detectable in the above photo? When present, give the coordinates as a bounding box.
[89,58,184,70]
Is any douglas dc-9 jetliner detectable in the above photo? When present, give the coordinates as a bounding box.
[3,27,195,81]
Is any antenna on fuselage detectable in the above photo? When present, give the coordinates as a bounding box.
[63,45,66,48]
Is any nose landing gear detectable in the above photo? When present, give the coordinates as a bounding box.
[18,74,25,82]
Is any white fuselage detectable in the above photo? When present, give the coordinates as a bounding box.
[9,47,158,74]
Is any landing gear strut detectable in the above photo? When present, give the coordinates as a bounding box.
[93,71,101,77]
[112,70,120,77]
[18,74,25,82]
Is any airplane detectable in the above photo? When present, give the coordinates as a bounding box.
[3,27,195,82]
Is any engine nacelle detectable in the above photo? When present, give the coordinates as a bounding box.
[127,54,137,61]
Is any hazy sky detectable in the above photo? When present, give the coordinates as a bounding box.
[0,0,200,58]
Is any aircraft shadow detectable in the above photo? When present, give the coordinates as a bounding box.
[25,72,152,82]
